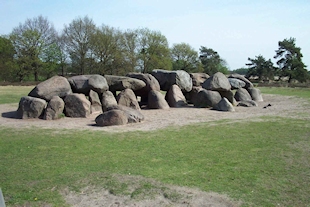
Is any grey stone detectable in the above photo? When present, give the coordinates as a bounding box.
[89,90,102,114]
[148,90,170,109]
[68,74,108,94]
[165,84,187,107]
[64,94,91,117]
[237,100,258,107]
[229,73,253,89]
[105,75,146,92]
[116,88,140,110]
[219,90,237,105]
[190,73,210,87]
[95,110,128,126]
[44,96,65,120]
[101,91,118,112]
[193,89,222,108]
[126,73,160,96]
[28,76,72,101]
[106,105,144,123]
[151,69,192,92]
[228,78,246,89]
[202,72,231,92]
[247,88,263,102]
[234,88,252,102]
[17,96,47,119]
[214,97,235,112]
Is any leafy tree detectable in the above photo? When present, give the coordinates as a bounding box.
[246,55,276,81]
[63,16,96,75]
[137,28,171,73]
[199,46,227,75]
[0,36,17,81]
[10,15,57,81]
[274,37,308,83]
[170,43,199,72]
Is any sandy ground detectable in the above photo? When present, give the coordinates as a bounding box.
[1,94,310,207]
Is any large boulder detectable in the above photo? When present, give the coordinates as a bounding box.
[28,76,72,101]
[116,88,140,110]
[95,110,128,126]
[68,74,108,95]
[89,90,102,114]
[43,96,65,120]
[229,73,253,89]
[126,73,160,96]
[193,89,222,108]
[214,97,235,112]
[228,78,246,89]
[106,105,144,123]
[234,88,252,102]
[17,96,47,119]
[190,73,210,87]
[202,72,231,92]
[105,75,146,92]
[184,86,203,104]
[148,90,170,109]
[101,91,118,112]
[247,88,263,102]
[151,69,192,92]
[165,84,187,107]
[64,94,91,117]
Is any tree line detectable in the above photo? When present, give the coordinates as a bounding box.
[0,15,308,83]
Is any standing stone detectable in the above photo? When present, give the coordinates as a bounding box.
[184,86,203,104]
[202,72,231,92]
[151,69,192,92]
[214,97,235,112]
[89,90,102,114]
[116,88,140,110]
[28,76,72,101]
[148,90,170,109]
[165,84,187,107]
[247,88,263,102]
[234,88,252,102]
[44,96,65,120]
[219,90,237,105]
[64,94,91,118]
[101,91,118,112]
[95,110,128,126]
[193,89,222,108]
[17,96,47,119]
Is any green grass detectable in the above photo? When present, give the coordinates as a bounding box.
[1,118,310,206]
[259,87,310,99]
[0,86,34,104]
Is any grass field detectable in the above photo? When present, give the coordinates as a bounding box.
[0,86,310,206]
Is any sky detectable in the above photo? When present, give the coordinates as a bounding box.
[1,0,309,70]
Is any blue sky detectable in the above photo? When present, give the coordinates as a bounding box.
[1,0,309,70]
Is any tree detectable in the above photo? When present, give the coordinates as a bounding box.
[137,28,171,73]
[230,67,249,75]
[274,37,308,83]
[199,46,228,75]
[170,43,199,72]
[0,36,17,81]
[10,15,57,81]
[63,16,96,75]
[246,55,276,81]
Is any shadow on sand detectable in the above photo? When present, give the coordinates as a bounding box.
[1,111,18,119]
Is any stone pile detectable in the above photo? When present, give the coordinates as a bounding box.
[17,70,263,127]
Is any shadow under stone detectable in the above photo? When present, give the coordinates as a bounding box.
[1,111,18,119]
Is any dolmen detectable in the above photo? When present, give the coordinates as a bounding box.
[16,70,263,127]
